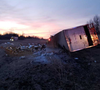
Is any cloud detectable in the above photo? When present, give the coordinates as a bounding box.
[0,0,100,38]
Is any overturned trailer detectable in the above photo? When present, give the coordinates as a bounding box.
[49,24,99,52]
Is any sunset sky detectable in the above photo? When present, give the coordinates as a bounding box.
[0,0,100,38]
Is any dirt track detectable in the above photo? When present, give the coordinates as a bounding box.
[0,39,100,90]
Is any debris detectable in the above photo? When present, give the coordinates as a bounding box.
[40,52,54,56]
[74,57,78,60]
[32,56,50,64]
[20,46,27,50]
[34,51,42,56]
[49,52,53,55]
[41,53,46,56]
[28,45,34,48]
[41,44,46,50]
[5,54,8,57]
[0,42,47,56]
[7,42,10,44]
[94,60,96,63]
[34,46,39,50]
[20,56,25,59]
[10,43,14,45]
[46,52,54,56]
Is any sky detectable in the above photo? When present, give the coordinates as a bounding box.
[0,0,100,39]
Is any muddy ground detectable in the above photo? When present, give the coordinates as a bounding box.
[0,39,100,90]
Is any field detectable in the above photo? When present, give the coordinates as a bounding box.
[0,39,100,90]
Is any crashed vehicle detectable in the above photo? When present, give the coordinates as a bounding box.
[48,23,99,52]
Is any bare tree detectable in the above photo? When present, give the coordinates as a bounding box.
[93,15,100,33]
[88,15,100,34]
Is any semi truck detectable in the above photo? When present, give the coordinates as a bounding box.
[48,24,99,52]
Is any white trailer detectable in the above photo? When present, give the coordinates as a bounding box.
[49,24,99,52]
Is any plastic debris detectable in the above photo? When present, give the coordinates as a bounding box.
[7,42,10,44]
[28,45,34,48]
[20,46,26,50]
[94,60,96,63]
[5,54,8,56]
[74,57,78,60]
[20,56,25,59]
[41,53,46,56]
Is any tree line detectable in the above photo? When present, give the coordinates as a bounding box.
[0,32,43,40]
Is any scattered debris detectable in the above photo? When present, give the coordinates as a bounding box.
[0,41,70,65]
[0,42,47,56]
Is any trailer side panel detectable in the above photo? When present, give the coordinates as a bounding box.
[64,26,89,52]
